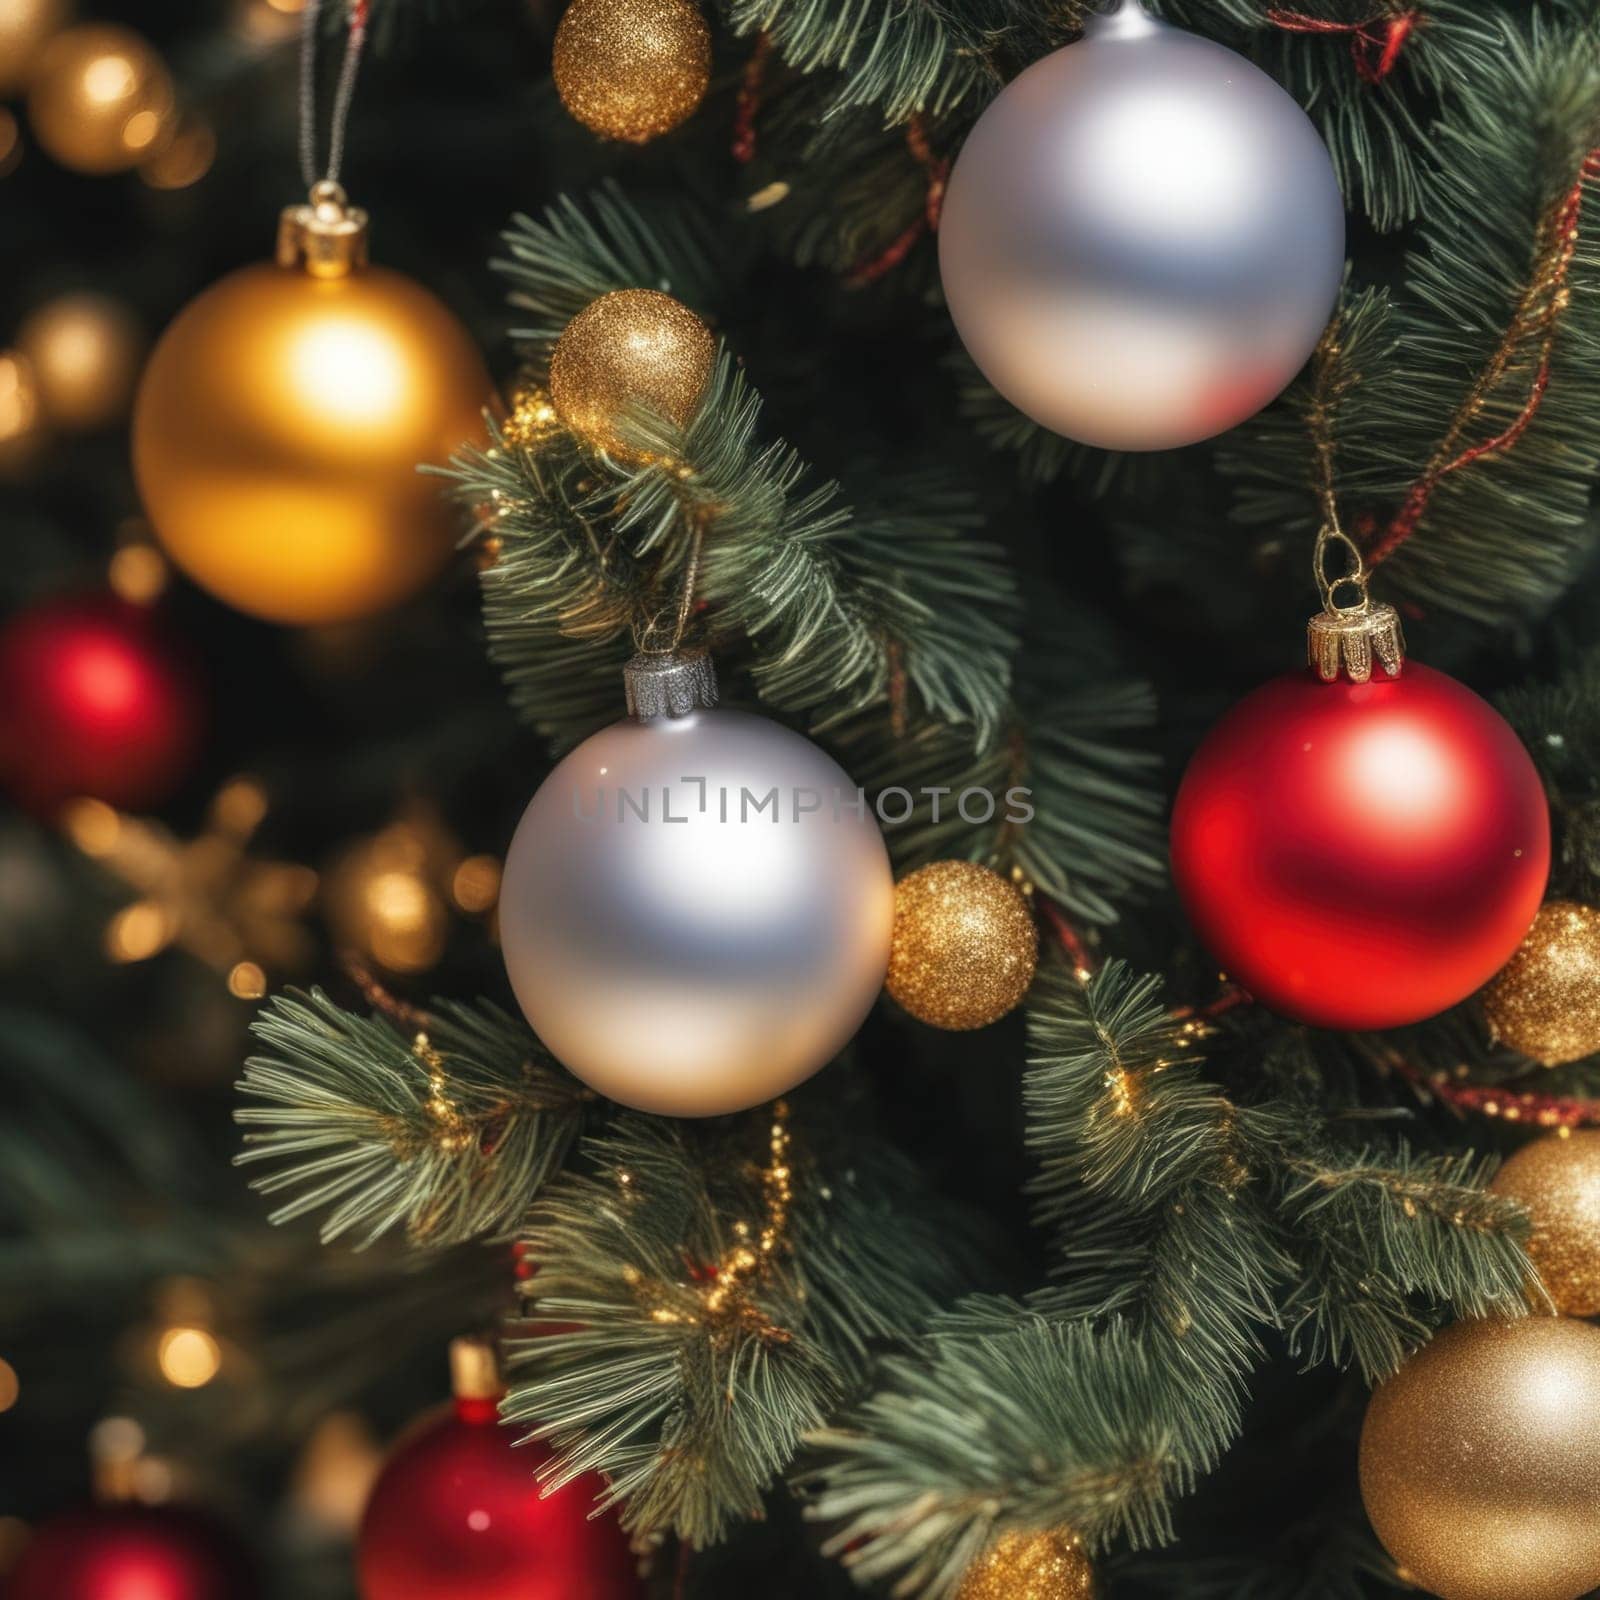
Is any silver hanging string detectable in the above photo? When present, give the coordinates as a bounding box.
[298,0,371,190]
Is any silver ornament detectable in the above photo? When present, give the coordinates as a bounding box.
[939,0,1345,452]
[500,651,894,1117]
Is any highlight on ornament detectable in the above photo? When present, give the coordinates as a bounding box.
[133,182,490,624]
[500,647,895,1116]
[1172,531,1549,1030]
[939,0,1344,450]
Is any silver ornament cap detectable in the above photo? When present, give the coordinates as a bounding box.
[623,647,719,720]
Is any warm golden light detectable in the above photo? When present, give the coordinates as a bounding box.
[0,1358,19,1414]
[0,352,40,442]
[109,543,169,604]
[140,116,214,190]
[28,26,175,175]
[62,796,122,856]
[0,0,67,97]
[133,261,490,625]
[451,854,502,913]
[228,960,267,999]
[213,775,270,837]
[157,1326,222,1388]
[107,899,176,962]
[17,292,143,432]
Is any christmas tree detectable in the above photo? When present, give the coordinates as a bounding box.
[4,0,1600,1597]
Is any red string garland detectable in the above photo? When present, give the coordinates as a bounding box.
[732,33,772,164]
[1265,7,1419,85]
[844,118,950,287]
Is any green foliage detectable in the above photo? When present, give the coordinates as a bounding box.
[236,990,591,1249]
[1226,16,1600,627]
[1499,642,1600,901]
[502,1112,985,1546]
[803,961,1534,1596]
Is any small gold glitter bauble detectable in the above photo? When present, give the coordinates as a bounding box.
[17,292,143,432]
[885,860,1038,1030]
[553,0,711,144]
[956,1528,1097,1600]
[548,288,714,459]
[1482,901,1600,1066]
[27,24,175,175]
[0,0,67,97]
[1359,1316,1600,1600]
[1491,1132,1600,1316]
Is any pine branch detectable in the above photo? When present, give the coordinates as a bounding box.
[836,615,1167,926]
[502,1111,983,1547]
[803,1313,1187,1598]
[236,990,591,1249]
[1275,1147,1534,1381]
[722,0,998,125]
[1226,16,1600,626]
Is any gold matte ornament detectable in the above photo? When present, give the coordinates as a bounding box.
[1492,1132,1600,1316]
[1359,1317,1600,1600]
[28,24,174,174]
[1482,901,1600,1066]
[886,861,1038,1030]
[17,292,143,432]
[553,0,711,143]
[133,187,490,625]
[549,288,714,459]
[956,1529,1096,1600]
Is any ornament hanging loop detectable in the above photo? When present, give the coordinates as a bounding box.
[1308,524,1404,683]
[294,0,371,242]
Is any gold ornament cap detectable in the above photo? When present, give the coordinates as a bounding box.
[277,180,370,280]
[449,1335,503,1402]
[624,647,718,721]
[1306,526,1404,684]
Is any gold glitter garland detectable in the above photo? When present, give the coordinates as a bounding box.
[622,1100,797,1345]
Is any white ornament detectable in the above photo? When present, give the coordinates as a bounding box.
[939,0,1345,452]
[500,651,895,1117]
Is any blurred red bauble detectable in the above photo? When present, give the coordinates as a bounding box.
[1171,662,1549,1030]
[6,1503,257,1600]
[0,592,202,816]
[358,1340,641,1600]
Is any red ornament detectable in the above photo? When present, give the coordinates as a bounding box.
[358,1340,641,1600]
[0,592,202,816]
[1172,662,1549,1031]
[6,1503,257,1600]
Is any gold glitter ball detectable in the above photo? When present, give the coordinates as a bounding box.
[956,1528,1097,1600]
[1482,901,1600,1066]
[1492,1131,1600,1316]
[553,0,711,144]
[1360,1316,1600,1600]
[549,288,715,460]
[886,860,1038,1031]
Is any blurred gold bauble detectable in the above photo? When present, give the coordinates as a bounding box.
[133,190,490,624]
[1492,1132,1600,1316]
[17,292,142,431]
[27,24,174,174]
[1359,1317,1600,1600]
[956,1528,1096,1600]
[886,860,1038,1030]
[0,350,42,474]
[325,809,463,974]
[1482,901,1600,1066]
[0,0,68,96]
[549,287,714,459]
[553,0,710,143]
